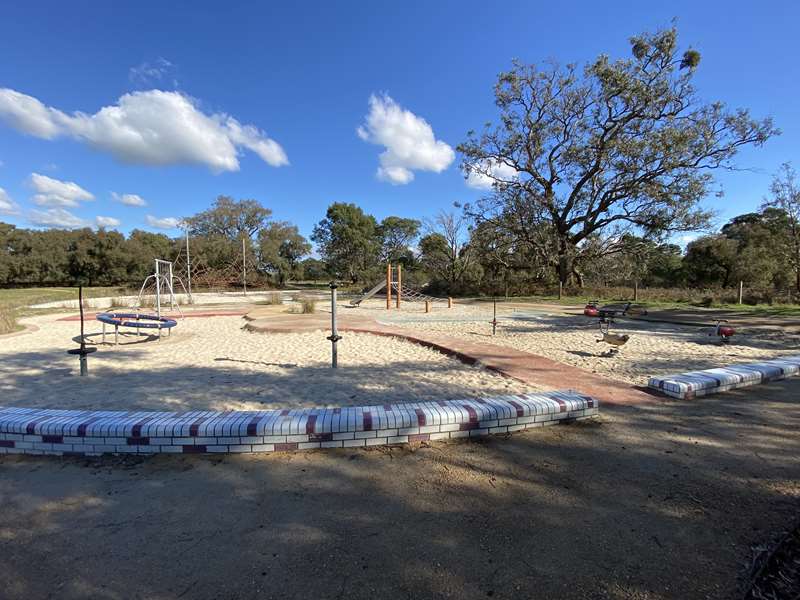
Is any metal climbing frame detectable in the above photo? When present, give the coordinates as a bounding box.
[137,259,189,333]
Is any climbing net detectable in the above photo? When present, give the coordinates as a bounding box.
[390,282,442,304]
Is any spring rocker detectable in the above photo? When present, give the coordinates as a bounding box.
[584,301,648,355]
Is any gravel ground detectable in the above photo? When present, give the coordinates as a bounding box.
[1,378,798,599]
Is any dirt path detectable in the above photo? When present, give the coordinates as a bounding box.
[1,380,798,599]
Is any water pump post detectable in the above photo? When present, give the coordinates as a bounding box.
[327,281,342,368]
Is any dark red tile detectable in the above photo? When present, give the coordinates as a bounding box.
[182,445,206,453]
[274,442,298,452]
[305,415,318,434]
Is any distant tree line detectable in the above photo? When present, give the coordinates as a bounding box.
[2,176,799,301]
[0,196,311,288]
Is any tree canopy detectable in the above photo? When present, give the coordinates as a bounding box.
[459,27,779,283]
[185,196,272,240]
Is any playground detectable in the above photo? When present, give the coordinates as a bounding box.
[1,259,799,415]
[1,278,799,597]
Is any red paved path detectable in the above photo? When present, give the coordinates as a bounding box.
[244,312,655,406]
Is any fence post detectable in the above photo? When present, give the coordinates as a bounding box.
[634,281,639,302]
[738,281,743,305]
[558,281,563,300]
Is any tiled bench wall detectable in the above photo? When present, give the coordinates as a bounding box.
[0,391,599,457]
[648,355,800,400]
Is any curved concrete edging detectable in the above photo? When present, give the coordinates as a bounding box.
[0,391,599,457]
[649,355,800,399]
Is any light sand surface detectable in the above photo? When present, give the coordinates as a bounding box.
[350,299,800,385]
[0,312,531,412]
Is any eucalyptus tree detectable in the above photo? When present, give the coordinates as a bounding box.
[311,202,380,283]
[258,221,311,285]
[763,163,800,291]
[185,195,272,240]
[459,27,778,284]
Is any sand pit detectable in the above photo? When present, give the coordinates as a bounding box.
[0,313,532,412]
[350,300,800,386]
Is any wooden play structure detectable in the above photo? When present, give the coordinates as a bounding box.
[350,263,451,310]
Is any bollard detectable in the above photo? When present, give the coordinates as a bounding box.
[425,300,430,313]
[448,297,453,309]
[327,281,342,368]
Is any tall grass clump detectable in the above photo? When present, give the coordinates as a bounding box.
[259,292,283,305]
[0,304,20,335]
[299,297,316,314]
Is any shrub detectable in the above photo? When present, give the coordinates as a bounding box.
[299,297,316,314]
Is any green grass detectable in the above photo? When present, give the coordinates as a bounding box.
[0,287,134,324]
[0,287,131,309]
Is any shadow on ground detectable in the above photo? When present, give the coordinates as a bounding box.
[0,379,798,599]
[0,348,526,411]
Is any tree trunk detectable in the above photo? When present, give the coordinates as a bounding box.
[557,236,571,285]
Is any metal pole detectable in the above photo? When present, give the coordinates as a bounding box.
[492,297,497,336]
[242,237,247,295]
[168,262,176,310]
[327,282,341,368]
[155,259,162,320]
[155,260,162,339]
[78,286,88,376]
[185,227,193,303]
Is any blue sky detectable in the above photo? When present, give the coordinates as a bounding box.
[0,1,798,246]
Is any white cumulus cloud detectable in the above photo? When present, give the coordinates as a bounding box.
[357,94,454,185]
[29,173,94,207]
[112,192,147,207]
[29,208,89,229]
[464,159,520,190]
[0,187,20,215]
[0,88,289,173]
[95,216,121,228]
[146,215,181,230]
